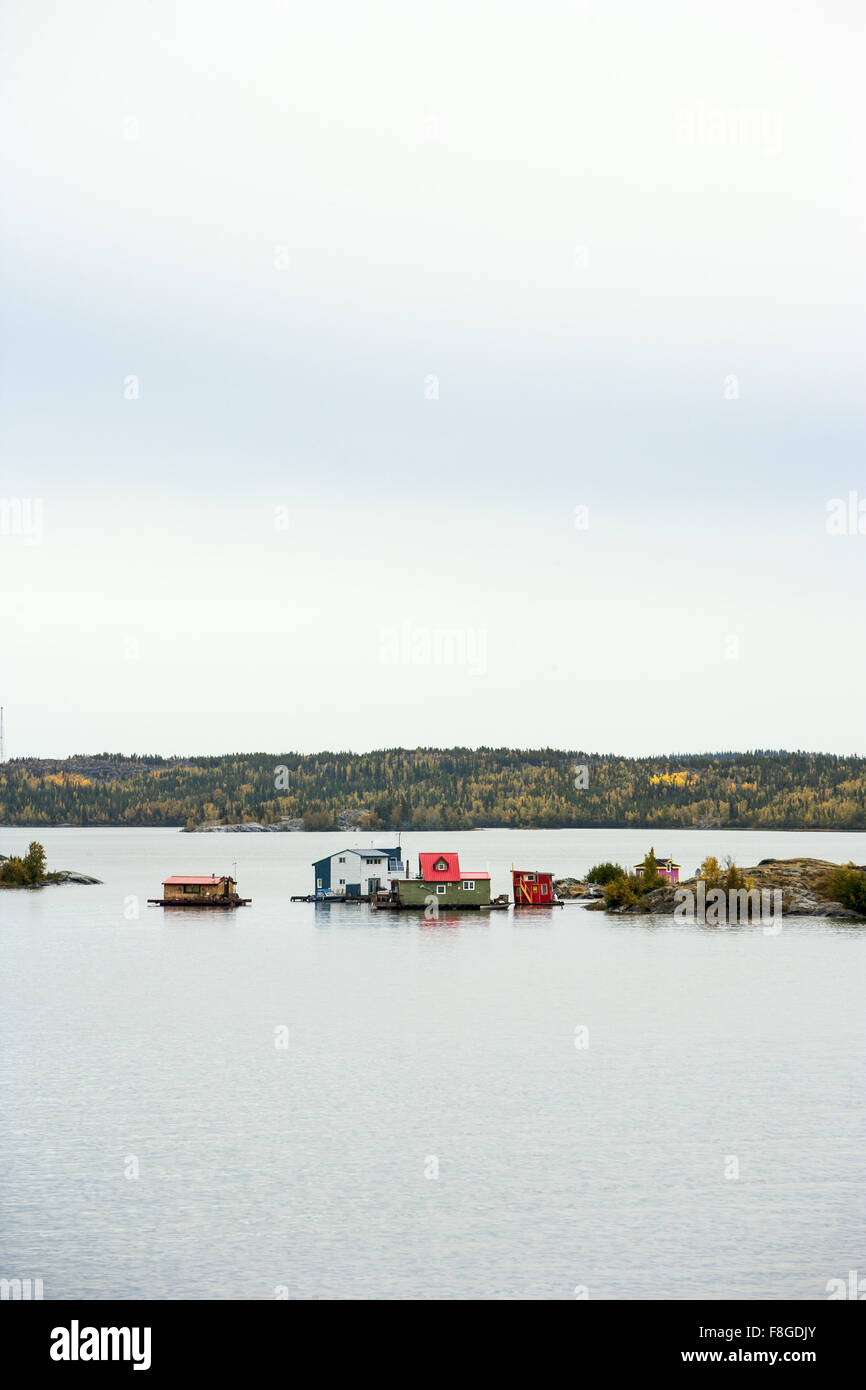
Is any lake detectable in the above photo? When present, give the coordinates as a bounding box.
[1,825,864,1300]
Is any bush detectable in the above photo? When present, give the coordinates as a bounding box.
[721,857,753,892]
[302,810,335,832]
[698,855,753,892]
[0,855,30,884]
[698,855,723,888]
[0,842,47,885]
[820,865,866,914]
[586,862,627,885]
[603,875,643,908]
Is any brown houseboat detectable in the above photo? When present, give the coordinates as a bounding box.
[148,874,251,907]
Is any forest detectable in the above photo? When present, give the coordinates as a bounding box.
[0,748,864,830]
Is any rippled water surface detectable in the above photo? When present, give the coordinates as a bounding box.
[1,826,864,1299]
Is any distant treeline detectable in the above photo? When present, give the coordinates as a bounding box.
[0,749,864,830]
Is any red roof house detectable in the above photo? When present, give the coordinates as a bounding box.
[163,875,226,886]
[395,851,493,908]
[512,869,559,906]
[417,852,490,882]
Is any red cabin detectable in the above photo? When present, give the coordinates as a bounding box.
[512,869,558,907]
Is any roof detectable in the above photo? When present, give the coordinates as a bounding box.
[163,875,231,885]
[633,858,680,868]
[418,852,489,882]
[312,846,401,868]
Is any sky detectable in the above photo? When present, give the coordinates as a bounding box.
[0,0,864,758]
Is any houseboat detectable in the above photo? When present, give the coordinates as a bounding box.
[512,869,562,906]
[148,874,251,907]
[381,852,508,911]
[308,845,405,901]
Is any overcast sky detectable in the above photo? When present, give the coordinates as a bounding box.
[1,0,864,758]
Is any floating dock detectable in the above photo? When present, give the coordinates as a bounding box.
[371,890,510,911]
[148,898,251,907]
[149,873,251,907]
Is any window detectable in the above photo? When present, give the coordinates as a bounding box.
[526,873,536,882]
[436,884,446,895]
[435,859,449,872]
[183,884,200,895]
[338,857,346,864]
[339,879,345,886]
[462,880,475,891]
[541,883,549,895]
[316,878,322,888]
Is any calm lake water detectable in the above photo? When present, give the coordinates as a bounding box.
[1,826,864,1301]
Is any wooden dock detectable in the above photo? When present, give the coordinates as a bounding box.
[371,893,510,912]
[291,892,510,910]
[290,894,375,903]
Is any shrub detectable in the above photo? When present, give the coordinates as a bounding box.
[0,842,47,885]
[603,875,643,908]
[699,855,752,892]
[0,855,30,884]
[820,865,866,914]
[722,856,753,891]
[698,855,723,887]
[586,862,627,885]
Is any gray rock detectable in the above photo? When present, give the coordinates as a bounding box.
[49,871,103,885]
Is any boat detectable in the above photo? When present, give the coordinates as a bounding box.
[147,874,251,907]
[512,869,563,907]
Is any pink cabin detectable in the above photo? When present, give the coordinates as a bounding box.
[633,856,681,884]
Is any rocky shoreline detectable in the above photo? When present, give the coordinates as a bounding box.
[183,821,296,833]
[0,871,102,889]
[182,811,372,833]
[553,877,605,900]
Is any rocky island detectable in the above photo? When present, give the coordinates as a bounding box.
[0,842,101,889]
[588,856,866,920]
